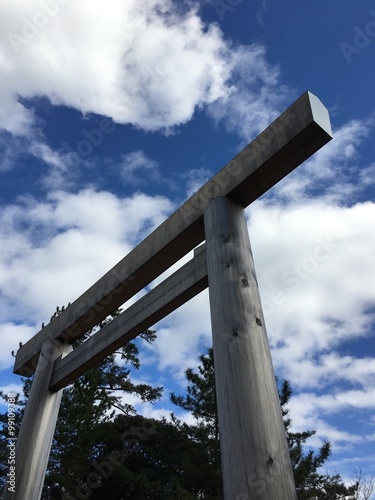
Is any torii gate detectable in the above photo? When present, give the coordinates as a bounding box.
[5,91,332,500]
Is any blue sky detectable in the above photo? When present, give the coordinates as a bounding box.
[1,0,374,490]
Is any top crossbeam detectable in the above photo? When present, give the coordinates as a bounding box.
[14,91,332,377]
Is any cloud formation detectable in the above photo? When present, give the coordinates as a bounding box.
[0,0,293,187]
[0,188,174,370]
[207,44,293,140]
[0,0,233,136]
[120,150,160,186]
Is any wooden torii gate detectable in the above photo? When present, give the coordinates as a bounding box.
[5,91,332,500]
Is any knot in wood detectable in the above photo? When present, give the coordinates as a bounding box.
[255,317,262,326]
[241,276,249,287]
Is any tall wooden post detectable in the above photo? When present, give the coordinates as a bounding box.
[3,340,71,500]
[204,197,297,500]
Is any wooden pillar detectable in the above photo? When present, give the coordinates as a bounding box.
[204,197,297,500]
[3,340,71,500]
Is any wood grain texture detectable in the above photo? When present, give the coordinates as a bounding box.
[204,197,297,500]
[14,91,332,377]
[2,341,71,500]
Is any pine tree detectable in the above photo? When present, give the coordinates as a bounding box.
[170,349,221,498]
[279,379,357,499]
[84,413,202,499]
[0,307,162,498]
[171,348,359,499]
[44,324,162,498]
[2,334,370,499]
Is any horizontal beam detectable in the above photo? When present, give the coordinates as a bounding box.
[14,91,332,376]
[49,247,208,391]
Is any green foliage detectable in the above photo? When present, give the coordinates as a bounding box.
[42,323,162,498]
[0,305,162,498]
[78,414,204,499]
[279,380,358,499]
[1,328,368,499]
[171,349,358,500]
[170,348,221,498]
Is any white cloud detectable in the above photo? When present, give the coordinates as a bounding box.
[248,198,375,387]
[29,141,67,170]
[0,323,36,371]
[268,117,374,205]
[285,387,375,452]
[0,0,294,188]
[0,0,233,136]
[256,0,267,26]
[207,44,294,140]
[0,382,24,399]
[0,0,240,191]
[183,167,214,198]
[0,189,175,350]
[120,150,160,186]
[142,291,211,384]
[0,133,23,172]
[0,133,84,189]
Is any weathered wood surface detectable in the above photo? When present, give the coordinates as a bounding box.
[204,197,297,499]
[14,91,332,377]
[2,341,71,500]
[49,246,208,391]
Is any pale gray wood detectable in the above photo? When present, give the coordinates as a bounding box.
[14,91,332,377]
[194,243,206,256]
[49,248,208,391]
[204,197,297,500]
[2,341,71,500]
